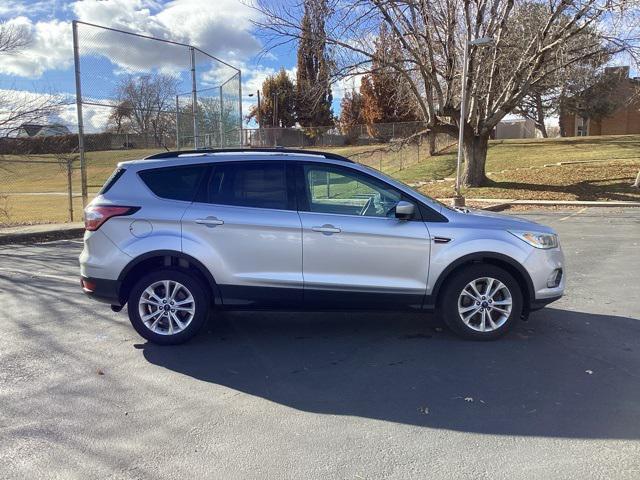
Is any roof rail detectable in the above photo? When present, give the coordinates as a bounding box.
[143,147,354,163]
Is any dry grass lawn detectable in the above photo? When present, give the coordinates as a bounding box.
[1,135,639,226]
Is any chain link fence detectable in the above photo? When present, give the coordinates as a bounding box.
[242,121,456,175]
[0,21,242,227]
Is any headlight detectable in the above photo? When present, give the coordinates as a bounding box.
[509,230,558,249]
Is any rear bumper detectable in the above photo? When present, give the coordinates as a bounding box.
[81,276,122,306]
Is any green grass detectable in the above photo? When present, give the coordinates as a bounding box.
[2,135,639,226]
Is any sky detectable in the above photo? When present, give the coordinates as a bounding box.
[0,0,334,131]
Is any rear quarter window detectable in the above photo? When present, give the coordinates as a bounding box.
[139,165,207,201]
[99,167,126,195]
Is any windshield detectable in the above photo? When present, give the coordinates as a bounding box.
[358,163,454,211]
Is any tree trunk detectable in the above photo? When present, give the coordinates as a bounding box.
[427,131,437,156]
[633,170,640,188]
[461,133,490,187]
[535,120,548,138]
[534,92,548,138]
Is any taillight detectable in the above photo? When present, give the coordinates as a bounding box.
[84,205,139,231]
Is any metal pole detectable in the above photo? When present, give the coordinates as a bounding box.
[454,39,469,207]
[175,95,180,150]
[273,92,278,147]
[272,92,277,127]
[72,21,88,209]
[257,90,262,146]
[190,47,198,149]
[238,70,242,146]
[66,157,74,222]
[219,85,224,147]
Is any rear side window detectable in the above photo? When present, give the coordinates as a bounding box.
[99,167,126,195]
[205,162,288,210]
[139,165,207,201]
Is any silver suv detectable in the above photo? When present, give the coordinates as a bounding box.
[80,148,565,344]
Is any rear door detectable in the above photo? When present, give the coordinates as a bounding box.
[297,162,431,309]
[181,161,303,307]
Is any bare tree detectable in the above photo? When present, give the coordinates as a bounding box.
[254,0,640,186]
[114,74,179,147]
[0,22,64,138]
[0,21,30,54]
[0,89,66,138]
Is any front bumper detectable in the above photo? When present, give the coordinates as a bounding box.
[530,294,563,311]
[81,276,123,306]
[522,245,566,305]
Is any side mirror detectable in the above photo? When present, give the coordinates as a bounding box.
[395,200,415,220]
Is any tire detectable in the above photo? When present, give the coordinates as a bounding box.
[127,269,208,345]
[439,264,523,340]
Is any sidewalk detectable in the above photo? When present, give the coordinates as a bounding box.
[0,223,84,245]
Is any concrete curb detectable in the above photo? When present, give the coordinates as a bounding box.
[447,199,640,212]
[0,223,84,246]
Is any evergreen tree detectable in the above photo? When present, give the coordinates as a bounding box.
[295,0,333,128]
[359,24,419,140]
[247,68,296,128]
[338,89,364,144]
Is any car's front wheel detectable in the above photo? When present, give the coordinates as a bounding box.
[127,269,208,345]
[440,264,523,340]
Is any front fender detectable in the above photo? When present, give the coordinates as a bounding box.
[426,230,535,305]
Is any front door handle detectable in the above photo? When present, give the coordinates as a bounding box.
[311,224,341,234]
[195,217,224,227]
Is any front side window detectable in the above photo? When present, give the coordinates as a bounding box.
[303,164,401,218]
[205,162,288,210]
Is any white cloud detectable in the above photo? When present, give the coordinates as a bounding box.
[0,0,261,80]
[0,16,73,78]
[332,73,365,101]
[0,0,57,18]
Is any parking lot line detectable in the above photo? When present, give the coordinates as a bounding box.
[558,207,588,221]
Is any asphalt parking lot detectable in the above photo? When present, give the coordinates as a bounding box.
[1,208,639,479]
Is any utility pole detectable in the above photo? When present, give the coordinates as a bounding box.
[272,91,278,127]
[453,36,494,207]
[190,47,198,149]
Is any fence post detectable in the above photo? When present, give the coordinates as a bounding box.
[175,95,180,150]
[190,47,198,149]
[72,21,88,209]
[238,70,243,146]
[219,85,225,147]
[66,157,74,222]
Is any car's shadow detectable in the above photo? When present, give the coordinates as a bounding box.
[139,307,640,439]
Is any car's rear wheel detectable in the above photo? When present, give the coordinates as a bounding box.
[127,269,208,345]
[440,264,522,340]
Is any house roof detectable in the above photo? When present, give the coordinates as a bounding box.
[19,123,71,137]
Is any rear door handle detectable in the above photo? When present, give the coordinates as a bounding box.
[195,217,224,227]
[311,224,341,234]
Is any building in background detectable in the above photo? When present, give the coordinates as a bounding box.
[16,123,71,137]
[560,67,640,137]
[494,118,537,139]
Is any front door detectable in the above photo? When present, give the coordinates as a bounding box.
[181,161,302,307]
[297,163,430,309]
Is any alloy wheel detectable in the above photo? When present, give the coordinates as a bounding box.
[457,277,513,332]
[138,280,195,335]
